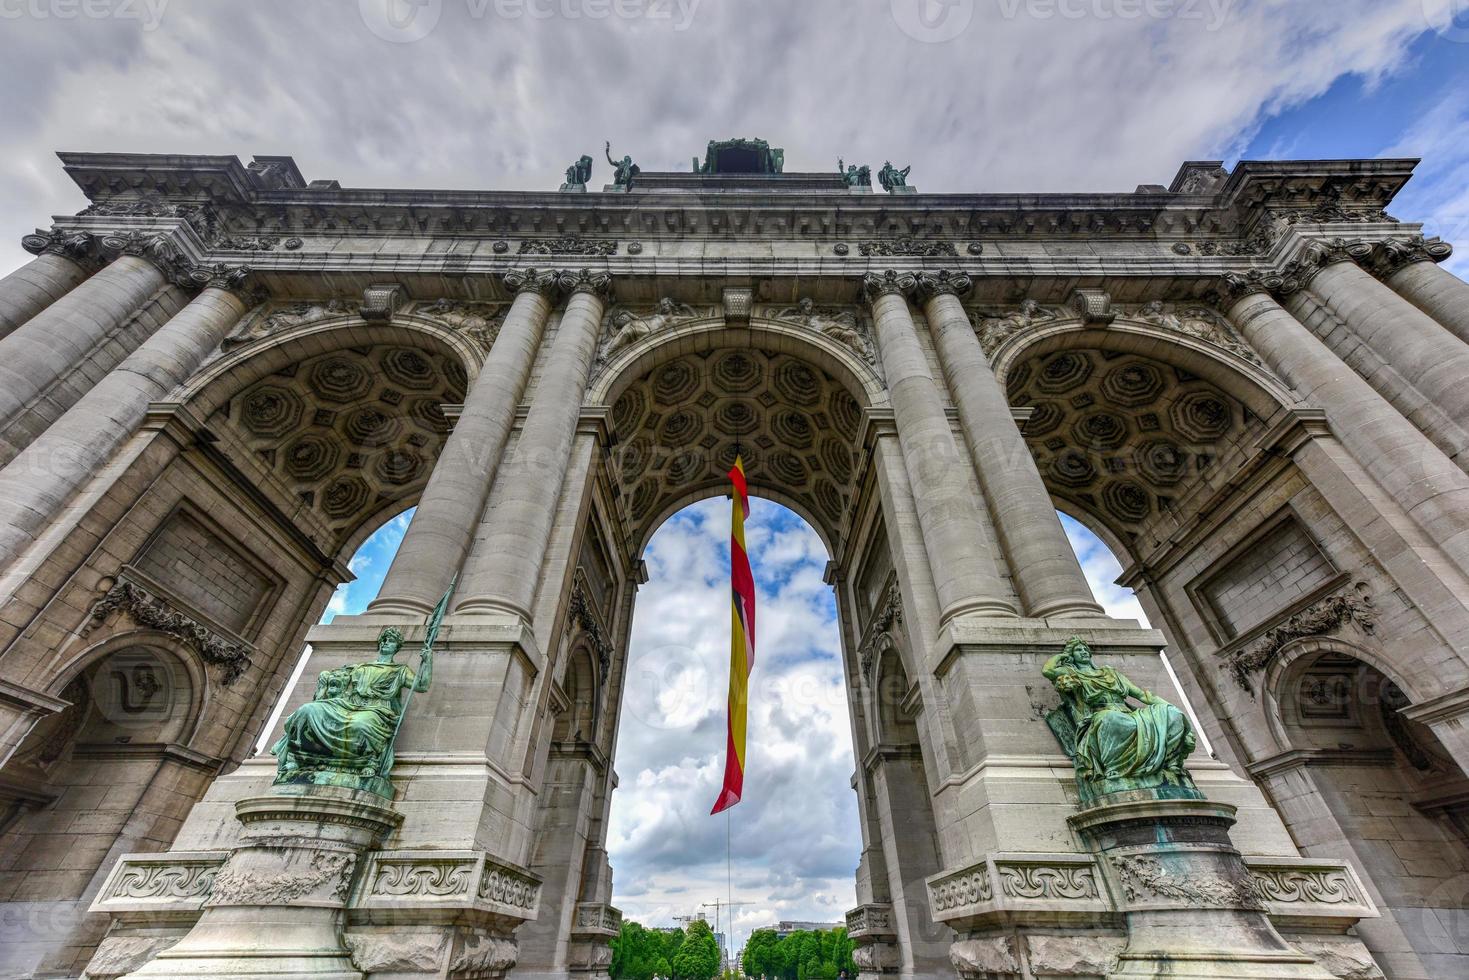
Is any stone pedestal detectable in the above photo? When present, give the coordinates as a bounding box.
[107,786,401,980]
[1071,797,1332,979]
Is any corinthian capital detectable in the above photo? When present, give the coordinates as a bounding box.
[1372,236,1455,276]
[1211,271,1273,307]
[198,262,261,302]
[503,267,561,297]
[21,228,99,267]
[556,268,614,302]
[98,230,202,289]
[860,270,917,303]
[913,270,973,302]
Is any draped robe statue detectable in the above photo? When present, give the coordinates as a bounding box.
[1042,636,1199,804]
[271,625,432,798]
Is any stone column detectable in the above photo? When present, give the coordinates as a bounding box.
[0,231,97,340]
[861,271,1017,626]
[455,271,611,619]
[369,269,561,616]
[1303,241,1469,465]
[1221,275,1469,578]
[0,267,252,565]
[1374,237,1469,347]
[0,233,184,461]
[916,272,1104,620]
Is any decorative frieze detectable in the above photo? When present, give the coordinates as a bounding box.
[844,903,896,938]
[93,852,228,913]
[858,236,955,257]
[84,579,253,684]
[356,850,541,919]
[1223,585,1375,692]
[927,855,1107,928]
[518,235,618,256]
[572,902,624,936]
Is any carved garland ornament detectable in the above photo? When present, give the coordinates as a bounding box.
[567,583,614,683]
[857,236,957,257]
[1224,586,1376,693]
[205,851,356,907]
[518,235,618,256]
[1110,854,1264,910]
[858,584,904,678]
[85,580,253,684]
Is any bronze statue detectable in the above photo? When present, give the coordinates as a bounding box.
[606,141,639,189]
[877,161,911,192]
[563,154,593,188]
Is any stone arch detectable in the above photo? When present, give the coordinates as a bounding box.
[600,331,872,558]
[1000,321,1290,560]
[176,319,472,559]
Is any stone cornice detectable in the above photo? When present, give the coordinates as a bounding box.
[55,152,1417,253]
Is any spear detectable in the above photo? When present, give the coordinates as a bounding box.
[378,575,456,779]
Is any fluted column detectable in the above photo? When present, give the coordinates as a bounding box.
[0,231,98,340]
[916,272,1104,619]
[1221,274,1469,576]
[455,270,612,619]
[0,266,253,566]
[0,232,184,460]
[369,269,561,615]
[1302,241,1469,465]
[1374,237,1469,347]
[861,271,1017,626]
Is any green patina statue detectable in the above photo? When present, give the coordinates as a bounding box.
[1043,636,1201,804]
[838,159,871,187]
[271,626,432,798]
[606,141,639,189]
[877,161,911,192]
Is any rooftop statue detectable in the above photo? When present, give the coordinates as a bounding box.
[271,584,452,798]
[1042,636,1201,805]
[694,137,785,175]
[838,159,871,187]
[562,154,593,190]
[877,161,912,192]
[606,141,639,189]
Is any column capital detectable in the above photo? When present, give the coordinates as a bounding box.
[1211,271,1274,307]
[860,270,917,303]
[98,231,201,289]
[555,268,614,301]
[21,228,102,270]
[1371,236,1455,277]
[502,267,562,297]
[198,262,262,304]
[913,271,973,303]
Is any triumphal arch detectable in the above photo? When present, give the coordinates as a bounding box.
[1,140,1467,980]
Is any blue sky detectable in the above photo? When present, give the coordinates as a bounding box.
[9,0,1469,956]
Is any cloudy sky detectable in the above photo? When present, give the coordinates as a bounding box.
[12,0,1469,957]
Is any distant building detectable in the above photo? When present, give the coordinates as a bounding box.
[757,920,844,939]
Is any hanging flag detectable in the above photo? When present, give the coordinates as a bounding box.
[712,455,756,814]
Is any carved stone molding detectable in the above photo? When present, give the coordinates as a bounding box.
[1223,584,1375,692]
[84,579,253,684]
[844,903,896,938]
[518,235,618,256]
[571,902,624,936]
[927,854,1108,930]
[79,196,218,241]
[356,850,541,920]
[92,852,228,913]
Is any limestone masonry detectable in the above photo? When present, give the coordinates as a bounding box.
[0,144,1466,979]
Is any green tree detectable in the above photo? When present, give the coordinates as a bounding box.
[672,920,722,980]
[742,928,778,978]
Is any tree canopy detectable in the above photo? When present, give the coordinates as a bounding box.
[739,927,854,980]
